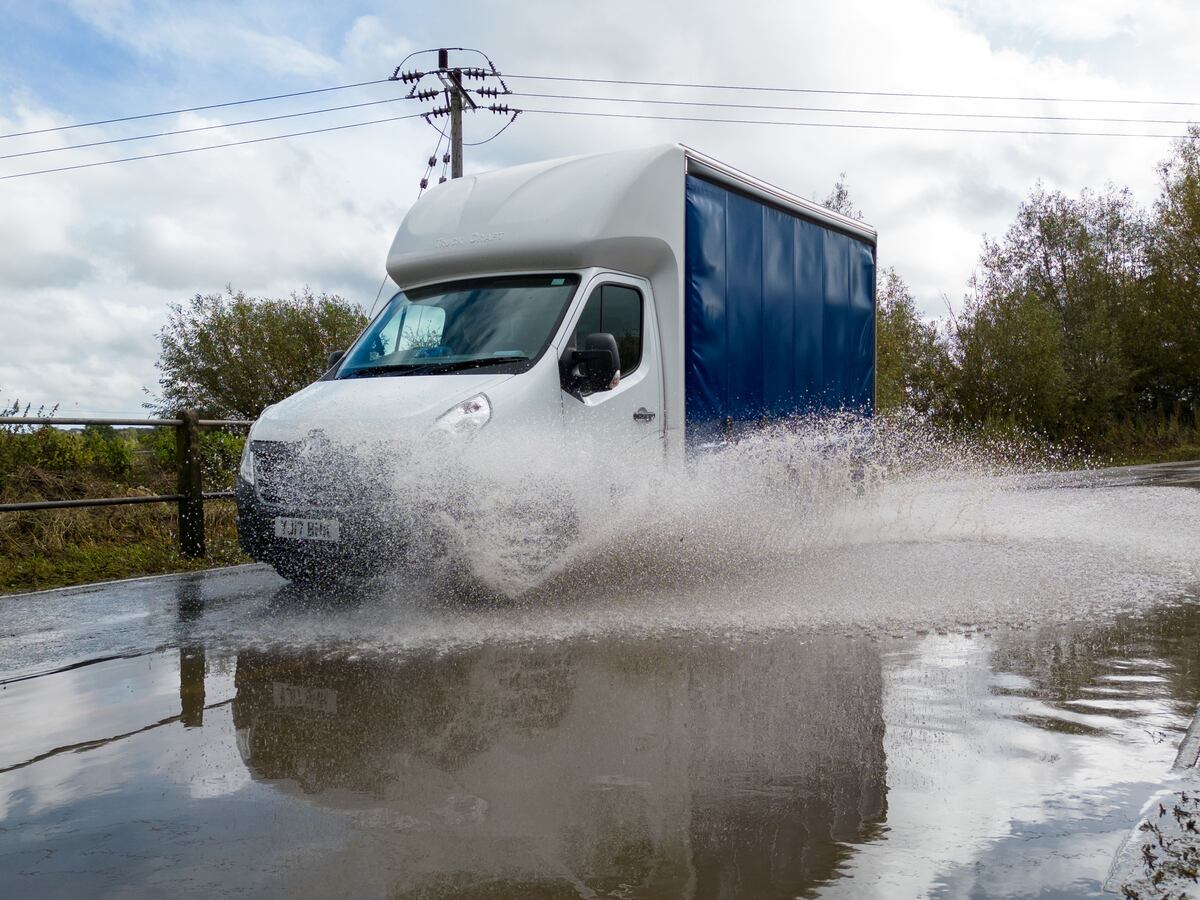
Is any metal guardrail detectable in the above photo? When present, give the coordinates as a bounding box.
[0,409,254,558]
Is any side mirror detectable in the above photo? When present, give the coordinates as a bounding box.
[564,333,620,394]
[327,349,345,370]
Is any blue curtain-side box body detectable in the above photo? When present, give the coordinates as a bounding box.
[684,174,876,440]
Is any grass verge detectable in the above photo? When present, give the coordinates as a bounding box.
[1,503,249,595]
[1102,445,1200,467]
[1,451,250,595]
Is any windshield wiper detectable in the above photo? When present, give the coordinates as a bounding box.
[342,356,529,379]
[402,356,530,376]
[341,364,421,379]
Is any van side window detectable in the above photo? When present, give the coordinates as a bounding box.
[573,284,643,374]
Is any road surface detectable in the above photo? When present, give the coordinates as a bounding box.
[1,461,1198,898]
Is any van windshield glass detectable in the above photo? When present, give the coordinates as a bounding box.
[337,274,580,378]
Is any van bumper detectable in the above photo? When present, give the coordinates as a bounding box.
[234,478,436,577]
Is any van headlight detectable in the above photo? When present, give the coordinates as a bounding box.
[238,440,255,485]
[433,394,491,439]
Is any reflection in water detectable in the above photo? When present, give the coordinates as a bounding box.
[990,600,1200,736]
[177,577,207,728]
[231,623,887,898]
[178,647,206,728]
[3,581,1198,897]
[224,594,1200,899]
[828,598,1200,899]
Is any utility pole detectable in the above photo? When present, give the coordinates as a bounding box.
[449,74,463,178]
[391,48,518,193]
[437,48,476,179]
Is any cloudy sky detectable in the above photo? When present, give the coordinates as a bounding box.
[1,0,1196,414]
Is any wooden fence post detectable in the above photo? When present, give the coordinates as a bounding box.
[176,408,205,558]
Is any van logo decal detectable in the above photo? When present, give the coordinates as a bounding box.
[435,232,504,249]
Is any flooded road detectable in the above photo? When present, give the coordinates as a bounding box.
[1,462,1198,898]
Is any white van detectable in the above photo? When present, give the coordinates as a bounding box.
[235,144,877,582]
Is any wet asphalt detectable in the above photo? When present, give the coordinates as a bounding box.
[1,462,1198,899]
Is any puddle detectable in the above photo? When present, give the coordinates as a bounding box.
[0,595,1197,897]
[1,462,1198,897]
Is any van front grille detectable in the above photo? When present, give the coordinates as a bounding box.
[252,439,389,510]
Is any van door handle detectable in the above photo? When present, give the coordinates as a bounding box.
[633,408,656,422]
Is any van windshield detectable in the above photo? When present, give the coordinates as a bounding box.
[337,274,580,379]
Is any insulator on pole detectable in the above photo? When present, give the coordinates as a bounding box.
[420,178,428,190]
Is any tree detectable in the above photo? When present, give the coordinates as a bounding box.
[820,164,1195,452]
[151,288,368,418]
[823,173,865,220]
[954,287,1068,430]
[955,183,1146,436]
[874,268,954,416]
[1137,125,1200,417]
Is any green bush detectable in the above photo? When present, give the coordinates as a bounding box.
[0,427,92,481]
[201,430,246,491]
[81,425,134,479]
[139,424,177,470]
[0,425,137,487]
[137,427,245,490]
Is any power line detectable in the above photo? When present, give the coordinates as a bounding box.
[33,84,1174,169]
[3,105,1184,184]
[5,70,1193,184]
[7,68,1194,150]
[510,91,1200,127]
[506,73,1200,108]
[0,78,394,141]
[0,93,414,161]
[520,107,1191,139]
[465,110,521,146]
[0,112,424,181]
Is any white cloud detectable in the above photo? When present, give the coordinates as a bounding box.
[66,0,340,76]
[945,0,1136,41]
[340,14,416,69]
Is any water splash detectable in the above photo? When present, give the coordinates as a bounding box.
[422,414,1075,594]
[251,414,1197,652]
[314,416,1190,638]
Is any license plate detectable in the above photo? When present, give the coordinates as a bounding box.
[272,681,338,714]
[274,516,340,542]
